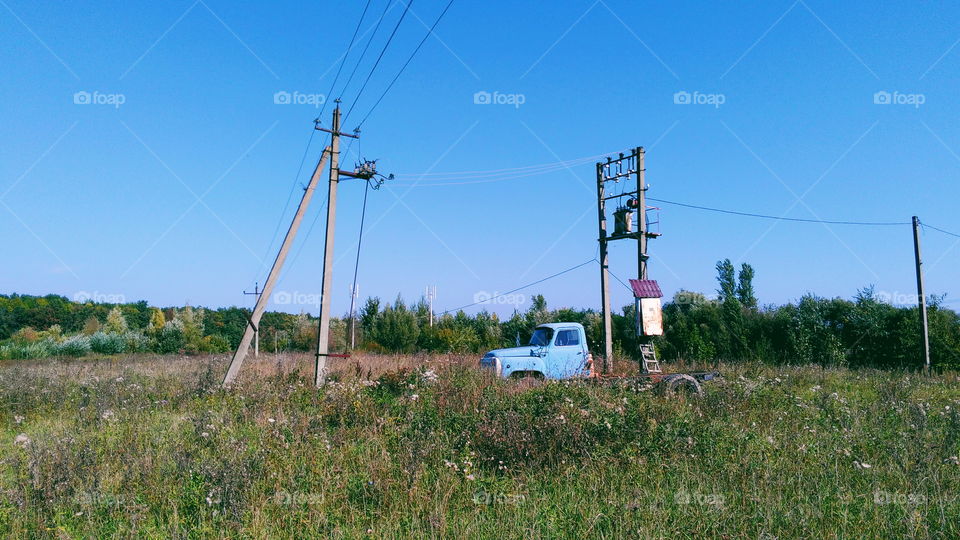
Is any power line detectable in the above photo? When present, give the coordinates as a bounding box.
[319,0,373,119]
[647,197,910,226]
[440,257,596,315]
[338,0,395,102]
[357,0,456,128]
[343,0,414,123]
[922,221,960,239]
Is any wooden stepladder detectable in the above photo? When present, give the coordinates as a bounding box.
[640,343,661,374]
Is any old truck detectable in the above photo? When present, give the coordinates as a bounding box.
[480,322,719,394]
[480,323,592,379]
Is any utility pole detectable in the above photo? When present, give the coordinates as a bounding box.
[222,147,332,386]
[312,101,388,385]
[426,285,436,326]
[596,148,659,375]
[243,282,261,357]
[597,161,614,372]
[637,147,648,280]
[314,103,345,387]
[913,216,931,374]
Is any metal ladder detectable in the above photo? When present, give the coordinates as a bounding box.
[640,343,661,373]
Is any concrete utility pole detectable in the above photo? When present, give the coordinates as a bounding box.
[913,216,931,374]
[596,147,658,375]
[243,282,261,357]
[426,285,436,327]
[314,104,344,387]
[597,161,614,372]
[637,147,648,280]
[222,147,332,386]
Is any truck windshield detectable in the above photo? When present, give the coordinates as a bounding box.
[529,327,554,346]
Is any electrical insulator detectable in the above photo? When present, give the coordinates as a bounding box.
[626,198,640,209]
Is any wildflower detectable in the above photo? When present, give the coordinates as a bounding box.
[268,418,276,424]
[201,432,210,438]
[854,461,872,469]
[410,394,419,401]
[14,415,24,424]
[14,433,30,448]
[945,456,959,465]
[466,474,475,481]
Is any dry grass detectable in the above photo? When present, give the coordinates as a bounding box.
[1,354,958,538]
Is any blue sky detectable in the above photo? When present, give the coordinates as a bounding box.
[2,0,959,318]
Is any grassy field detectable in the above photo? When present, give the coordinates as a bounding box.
[1,353,959,538]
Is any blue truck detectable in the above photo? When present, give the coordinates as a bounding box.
[480,322,719,394]
[479,323,593,379]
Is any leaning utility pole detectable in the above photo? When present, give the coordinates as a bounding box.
[913,216,931,374]
[222,147,332,386]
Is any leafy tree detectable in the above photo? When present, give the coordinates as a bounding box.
[104,306,129,334]
[736,263,757,311]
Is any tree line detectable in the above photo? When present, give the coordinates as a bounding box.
[1,260,958,369]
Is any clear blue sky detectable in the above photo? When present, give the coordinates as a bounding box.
[3,0,959,318]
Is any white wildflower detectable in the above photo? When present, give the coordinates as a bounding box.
[14,433,30,448]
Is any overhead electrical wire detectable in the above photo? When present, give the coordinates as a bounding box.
[922,221,960,239]
[337,0,395,103]
[646,197,911,226]
[319,0,374,120]
[356,0,457,129]
[343,0,414,123]
[440,258,596,315]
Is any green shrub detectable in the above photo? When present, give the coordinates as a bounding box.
[53,335,91,357]
[89,332,126,355]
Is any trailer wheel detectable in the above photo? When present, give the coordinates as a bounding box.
[659,374,703,397]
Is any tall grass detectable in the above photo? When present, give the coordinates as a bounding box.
[0,354,958,537]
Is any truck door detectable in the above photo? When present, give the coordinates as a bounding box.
[553,328,586,378]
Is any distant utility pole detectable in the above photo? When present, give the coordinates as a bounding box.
[243,282,261,357]
[596,147,659,374]
[426,285,436,326]
[913,216,931,374]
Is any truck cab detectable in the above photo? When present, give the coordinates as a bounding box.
[480,323,592,379]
